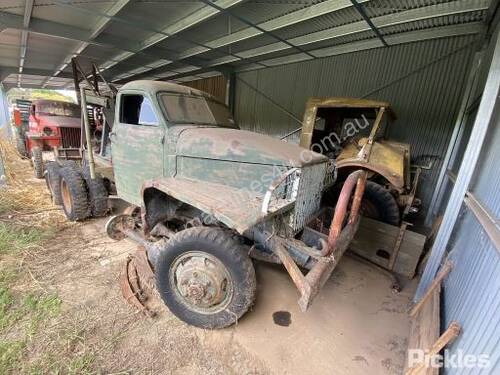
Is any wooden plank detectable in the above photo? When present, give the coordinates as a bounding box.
[350,216,426,278]
[410,261,453,317]
[406,320,461,375]
[405,284,440,375]
[405,260,459,375]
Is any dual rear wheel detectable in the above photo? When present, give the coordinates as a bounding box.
[44,161,109,221]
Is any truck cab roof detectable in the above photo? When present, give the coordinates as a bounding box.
[120,80,219,102]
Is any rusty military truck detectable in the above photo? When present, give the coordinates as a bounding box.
[66,81,367,328]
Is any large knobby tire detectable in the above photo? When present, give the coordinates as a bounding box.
[156,227,256,329]
[44,162,62,205]
[59,165,90,221]
[361,181,400,226]
[31,147,44,179]
[81,167,109,217]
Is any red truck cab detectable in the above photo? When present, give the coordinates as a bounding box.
[26,99,81,178]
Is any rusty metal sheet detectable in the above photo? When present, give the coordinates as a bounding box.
[307,97,392,110]
[299,97,395,150]
[336,138,408,190]
[143,177,271,234]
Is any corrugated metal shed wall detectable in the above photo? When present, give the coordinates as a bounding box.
[442,107,500,374]
[440,28,500,372]
[234,35,478,216]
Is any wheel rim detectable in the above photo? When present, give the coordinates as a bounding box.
[60,179,72,213]
[169,251,233,314]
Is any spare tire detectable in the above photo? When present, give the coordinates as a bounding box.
[44,162,62,206]
[361,181,400,226]
[59,165,90,221]
[81,167,109,217]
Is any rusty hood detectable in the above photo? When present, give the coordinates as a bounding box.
[37,115,81,128]
[176,127,326,167]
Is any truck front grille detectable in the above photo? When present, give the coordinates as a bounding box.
[60,127,81,148]
[289,162,327,232]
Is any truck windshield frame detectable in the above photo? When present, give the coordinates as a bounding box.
[158,92,237,128]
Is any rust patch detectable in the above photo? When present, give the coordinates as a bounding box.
[119,248,156,318]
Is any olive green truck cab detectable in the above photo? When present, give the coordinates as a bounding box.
[84,81,367,328]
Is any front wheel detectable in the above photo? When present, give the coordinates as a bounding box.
[155,227,256,329]
[361,181,400,226]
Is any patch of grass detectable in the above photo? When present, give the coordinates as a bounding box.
[0,268,18,287]
[67,353,96,375]
[0,340,25,374]
[0,223,49,254]
[0,287,15,330]
[22,293,62,336]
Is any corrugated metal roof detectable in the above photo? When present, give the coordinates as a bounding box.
[381,10,488,35]
[0,0,492,89]
[273,7,364,40]
[363,0,453,17]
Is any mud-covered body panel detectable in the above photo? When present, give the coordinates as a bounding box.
[143,178,268,234]
[337,138,408,190]
[176,127,326,168]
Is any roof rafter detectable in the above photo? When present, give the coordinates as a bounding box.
[42,0,131,88]
[177,0,369,61]
[134,22,481,83]
[109,0,368,80]
[0,10,208,74]
[350,0,388,47]
[0,66,73,79]
[98,0,246,72]
[18,0,34,87]
[204,0,490,67]
[199,0,316,59]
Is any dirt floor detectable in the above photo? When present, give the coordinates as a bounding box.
[0,148,415,374]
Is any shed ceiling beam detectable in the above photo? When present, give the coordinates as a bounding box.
[114,0,485,81]
[0,66,72,78]
[104,0,367,81]
[0,11,205,73]
[42,0,131,88]
[166,23,481,80]
[96,0,246,72]
[199,0,316,59]
[350,0,388,46]
[18,0,34,86]
[177,0,368,61]
[206,0,490,66]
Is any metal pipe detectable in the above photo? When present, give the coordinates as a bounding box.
[80,87,96,179]
[322,169,367,256]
